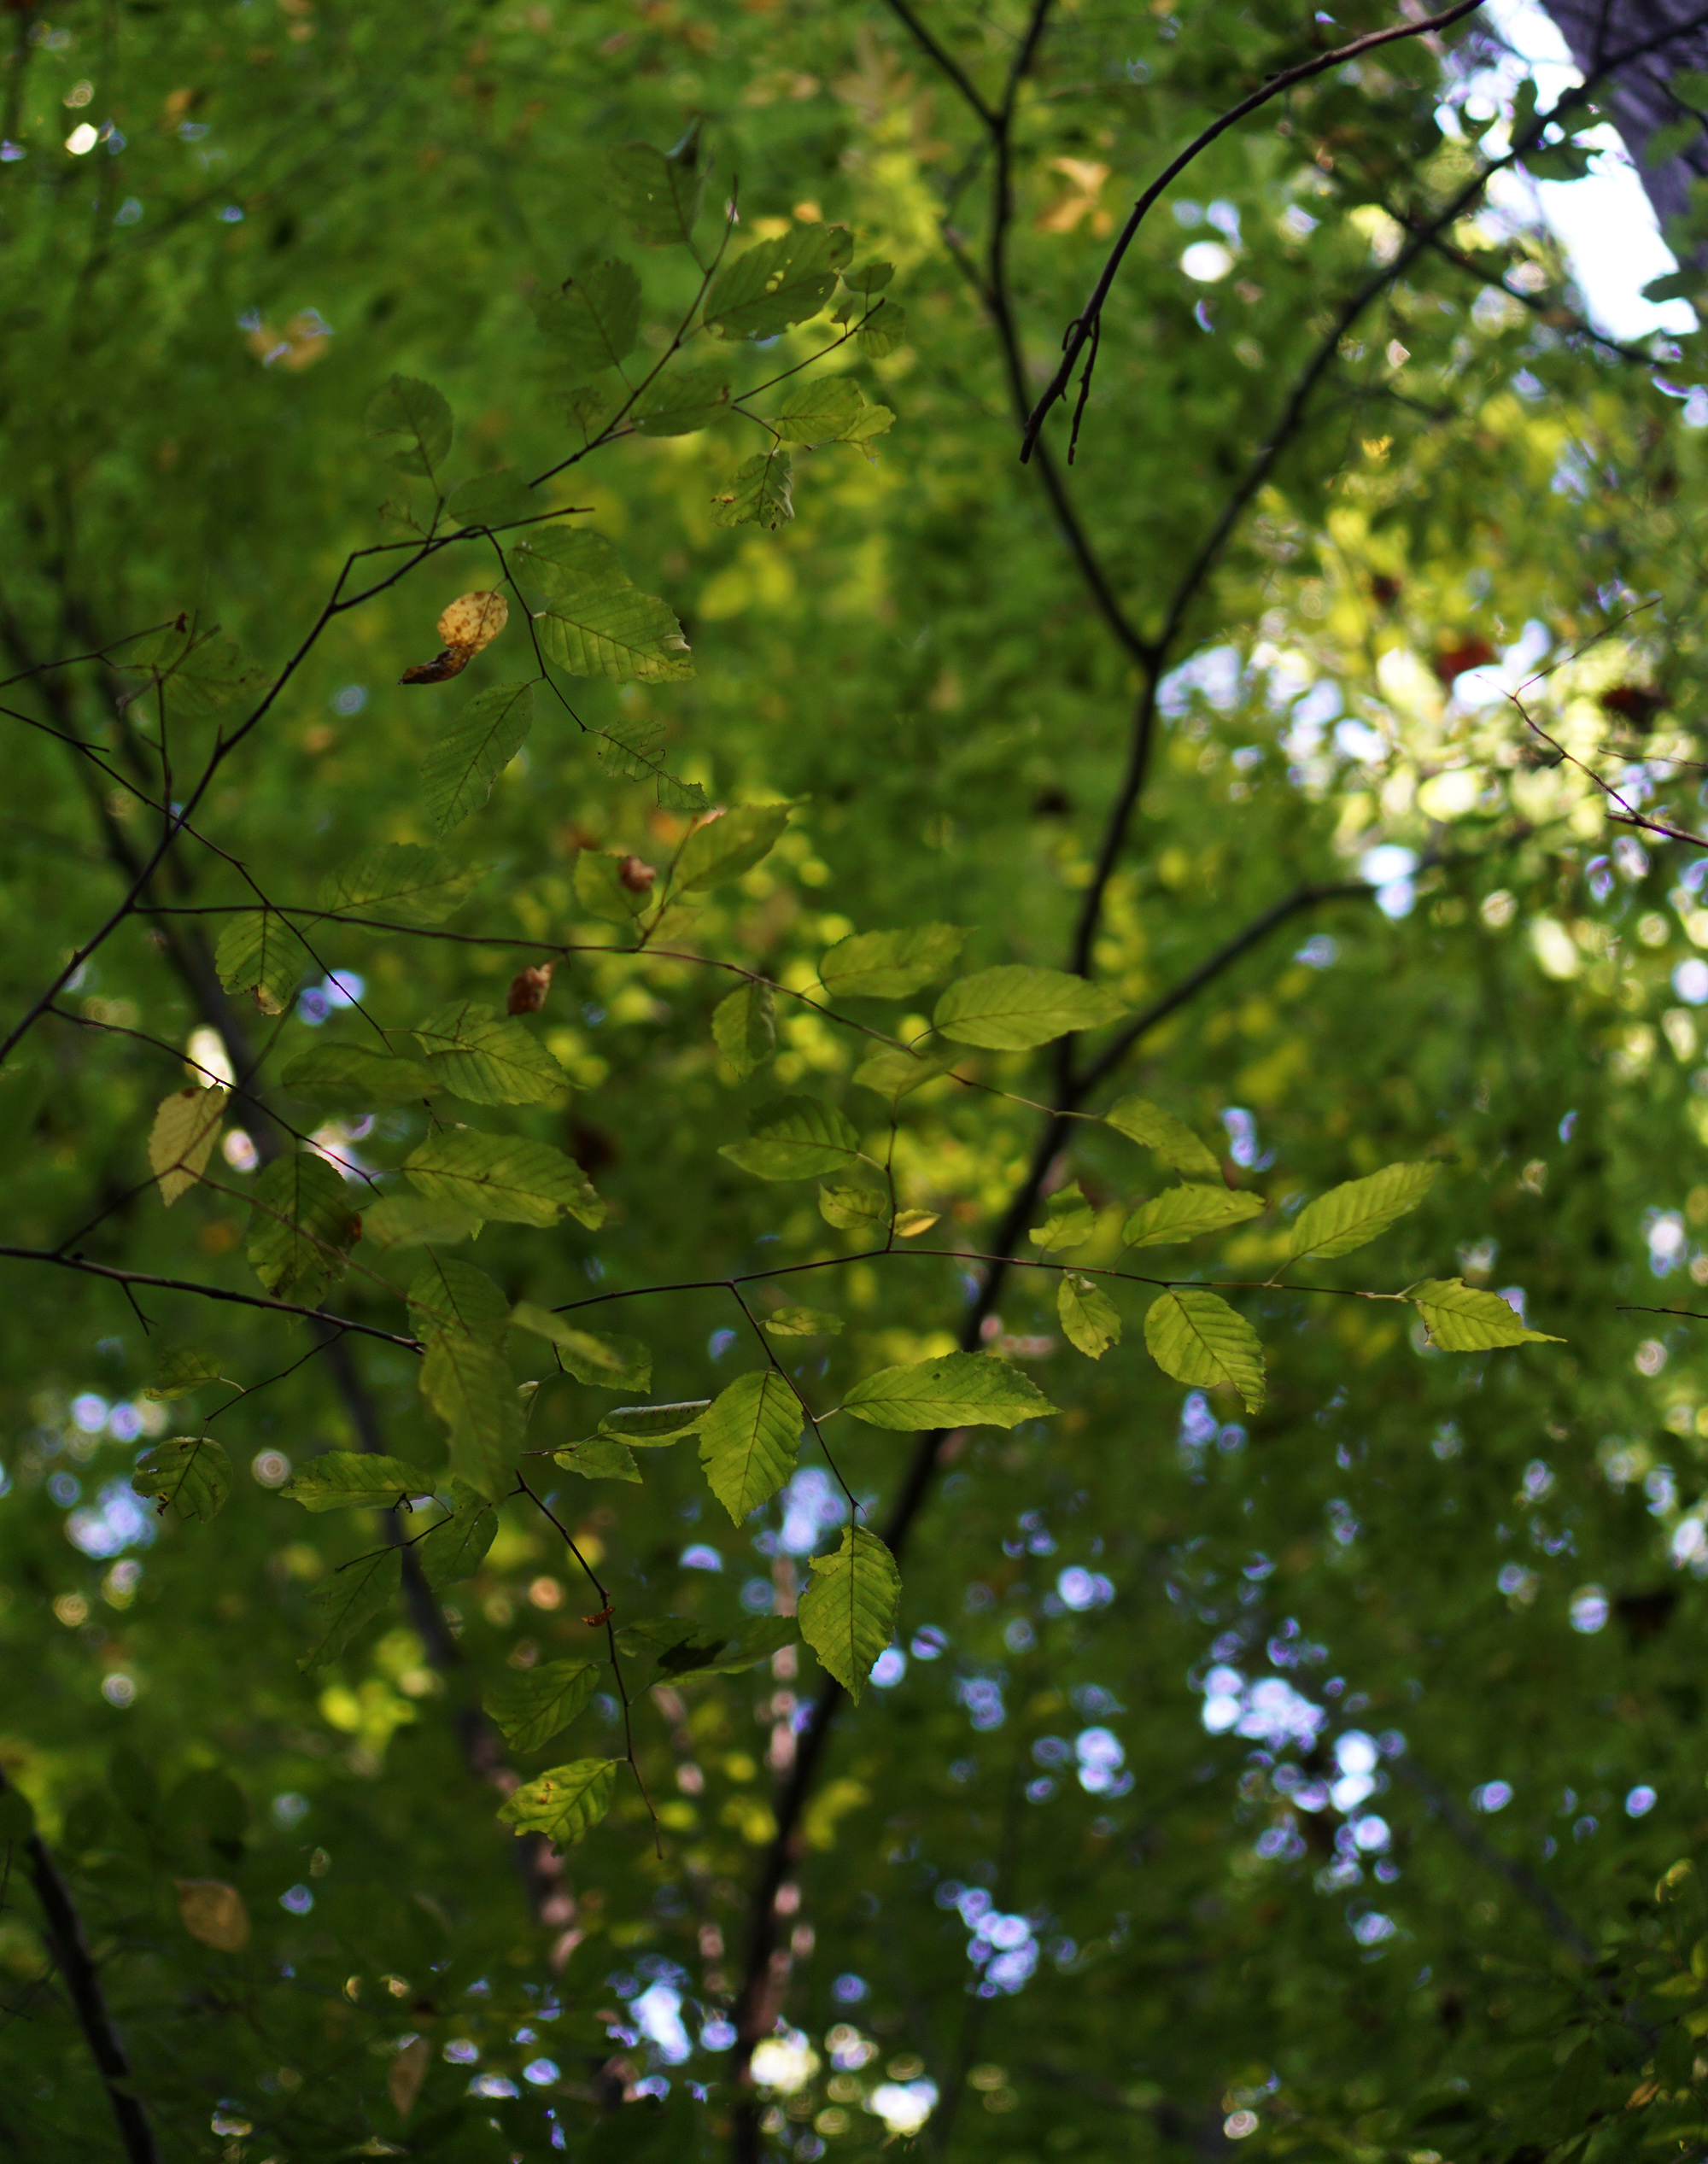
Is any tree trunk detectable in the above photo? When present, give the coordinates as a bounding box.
[1536,0,1708,231]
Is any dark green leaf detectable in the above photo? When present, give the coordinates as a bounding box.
[509,1304,652,1391]
[280,1452,438,1512]
[132,1436,232,1524]
[247,1151,360,1302]
[842,1352,1056,1430]
[364,373,453,476]
[482,1659,599,1752]
[711,980,776,1077]
[412,999,565,1106]
[608,123,705,247]
[532,259,641,373]
[418,681,535,833]
[314,844,483,928]
[720,1095,862,1180]
[713,452,794,530]
[403,1130,605,1229]
[300,1547,401,1673]
[821,924,963,1001]
[705,224,853,338]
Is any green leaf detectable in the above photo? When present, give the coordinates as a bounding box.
[853,297,907,359]
[593,716,708,811]
[851,1038,961,1100]
[553,1434,642,1483]
[412,1000,565,1107]
[617,1614,798,1681]
[720,1095,863,1180]
[359,1194,483,1251]
[499,1759,618,1847]
[705,224,854,338]
[214,910,305,1015]
[117,623,266,716]
[1144,1290,1264,1412]
[132,1436,232,1524]
[600,1401,709,1445]
[418,681,535,833]
[699,1370,802,1523]
[1122,1185,1264,1249]
[404,1130,605,1229]
[671,802,793,893]
[842,1351,1056,1431]
[417,1481,498,1588]
[821,924,964,1002]
[934,966,1127,1050]
[365,373,453,477]
[446,471,537,529]
[509,1305,652,1392]
[532,259,641,373]
[1408,1278,1564,1350]
[711,980,775,1078]
[247,1152,360,1302]
[142,1345,228,1401]
[149,1085,226,1206]
[280,1453,438,1512]
[1030,1182,1096,1253]
[608,122,705,247]
[279,1041,438,1107]
[314,845,483,928]
[798,1526,900,1702]
[407,1255,509,1348]
[575,847,652,927]
[1058,1274,1120,1360]
[1103,1095,1221,1179]
[839,259,895,299]
[763,1306,844,1338]
[713,451,794,529]
[420,1332,524,1499]
[632,363,732,436]
[530,564,693,684]
[1287,1161,1436,1259]
[771,378,895,451]
[516,526,624,582]
[818,1180,890,1231]
[300,1547,401,1674]
[482,1659,599,1752]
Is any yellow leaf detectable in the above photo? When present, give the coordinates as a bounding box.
[892,1209,939,1237]
[437,589,508,652]
[175,1877,249,1951]
[389,2033,432,2119]
[149,1085,228,1206]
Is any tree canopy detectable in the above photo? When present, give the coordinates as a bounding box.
[8,4,1708,2163]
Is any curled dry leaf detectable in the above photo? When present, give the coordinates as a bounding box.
[401,589,510,684]
[507,962,554,1015]
[618,853,656,893]
[176,1877,250,1951]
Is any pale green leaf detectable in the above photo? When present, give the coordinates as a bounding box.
[314,845,483,928]
[214,911,304,1015]
[483,1659,599,1752]
[934,966,1127,1050]
[818,1180,890,1231]
[247,1152,360,1302]
[280,1453,437,1512]
[763,1306,844,1338]
[509,1305,652,1392]
[532,259,641,373]
[1103,1096,1221,1179]
[279,1042,438,1107]
[798,1526,900,1702]
[554,1434,642,1483]
[672,802,793,893]
[705,224,853,338]
[713,451,794,529]
[1029,1181,1096,1252]
[608,123,704,247]
[412,1000,565,1107]
[499,1759,618,1846]
[721,1095,862,1180]
[1058,1274,1120,1360]
[822,924,964,1002]
[699,1370,802,1524]
[149,1085,227,1206]
[712,980,775,1078]
[141,1346,228,1401]
[1288,1161,1437,1259]
[842,1351,1056,1431]
[364,373,453,476]
[1122,1185,1264,1249]
[360,1194,483,1251]
[403,1130,605,1229]
[300,1548,401,1674]
[851,1039,961,1100]
[1409,1278,1564,1350]
[418,681,535,833]
[132,1436,232,1524]
[1144,1290,1265,1412]
[771,378,894,450]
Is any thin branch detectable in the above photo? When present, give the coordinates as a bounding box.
[0,1248,419,1345]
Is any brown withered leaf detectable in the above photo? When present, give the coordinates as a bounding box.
[507,962,554,1015]
[617,854,656,893]
[401,590,510,684]
[176,1877,250,1951]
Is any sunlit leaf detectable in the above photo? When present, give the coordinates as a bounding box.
[1122,1185,1264,1249]
[412,1000,565,1107]
[699,1369,802,1523]
[851,1039,962,1100]
[509,1304,652,1392]
[554,1433,643,1483]
[1058,1274,1120,1359]
[1288,1162,1437,1259]
[1409,1278,1564,1350]
[818,1180,890,1231]
[934,966,1127,1050]
[705,223,853,338]
[672,803,793,893]
[149,1085,227,1206]
[1144,1290,1264,1412]
[842,1352,1056,1430]
[483,1658,599,1752]
[142,1345,228,1401]
[420,1332,523,1499]
[1030,1181,1096,1252]
[763,1306,844,1338]
[499,1758,618,1846]
[214,911,304,1015]
[798,1525,900,1702]
[247,1151,360,1302]
[403,1130,605,1228]
[822,924,964,1001]
[600,1401,709,1445]
[1103,1096,1221,1179]
[408,1255,510,1348]
[721,1095,862,1180]
[771,377,894,450]
[713,451,794,529]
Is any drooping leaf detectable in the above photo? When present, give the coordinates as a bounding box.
[705,224,854,338]
[300,1547,401,1673]
[934,966,1127,1050]
[132,1436,232,1524]
[418,681,535,833]
[446,471,538,529]
[280,1453,438,1512]
[712,980,776,1078]
[408,1255,509,1348]
[1144,1290,1265,1412]
[509,1305,652,1392]
[671,802,793,893]
[482,1659,599,1752]
[1030,1181,1096,1252]
[599,1401,709,1445]
[420,1331,524,1499]
[1409,1278,1564,1350]
[400,590,510,683]
[771,378,895,450]
[149,1085,227,1206]
[713,451,794,529]
[721,1095,863,1180]
[1103,1096,1221,1179]
[821,924,964,1002]
[412,1000,565,1107]
[850,296,907,358]
[416,1481,498,1588]
[365,373,453,476]
[500,1758,619,1847]
[246,1151,360,1302]
[608,123,705,247]
[699,1369,802,1523]
[763,1306,844,1337]
[214,910,304,1015]
[1058,1274,1121,1360]
[842,1352,1056,1431]
[118,623,266,716]
[632,363,732,436]
[798,1525,900,1702]
[1288,1161,1437,1259]
[279,1041,438,1107]
[1122,1184,1264,1249]
[817,1180,891,1231]
[554,1433,643,1483]
[142,1345,228,1401]
[532,259,642,373]
[851,1039,962,1100]
[314,845,483,928]
[359,1194,483,1251]
[403,1130,605,1228]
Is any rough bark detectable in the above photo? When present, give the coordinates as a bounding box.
[1537,0,1708,231]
